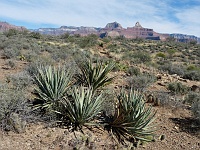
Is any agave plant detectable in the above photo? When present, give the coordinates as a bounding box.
[58,86,104,130]
[103,89,156,144]
[75,59,115,92]
[33,65,73,111]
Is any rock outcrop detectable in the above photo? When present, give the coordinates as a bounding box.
[105,21,123,29]
[30,21,199,43]
[170,34,199,43]
[0,21,26,32]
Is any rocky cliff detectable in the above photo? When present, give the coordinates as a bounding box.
[31,26,100,36]
[170,34,199,43]
[29,22,200,43]
[0,22,26,32]
[105,21,123,29]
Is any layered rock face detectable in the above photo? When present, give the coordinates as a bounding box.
[31,21,159,39]
[100,22,160,40]
[170,34,199,43]
[105,21,123,29]
[28,21,200,43]
[0,22,26,32]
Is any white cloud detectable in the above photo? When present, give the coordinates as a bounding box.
[0,0,200,36]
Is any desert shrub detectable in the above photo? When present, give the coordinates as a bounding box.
[126,66,141,76]
[183,70,200,81]
[29,32,42,39]
[158,63,185,77]
[187,65,198,71]
[0,84,29,133]
[159,63,200,81]
[106,43,119,52]
[113,62,129,72]
[153,91,171,107]
[127,73,156,91]
[21,42,30,50]
[101,89,116,116]
[156,52,166,58]
[26,57,55,76]
[51,48,71,61]
[102,89,156,144]
[101,37,111,43]
[76,34,98,48]
[167,49,176,56]
[60,33,70,39]
[123,52,151,64]
[3,47,20,59]
[184,92,200,105]
[0,34,8,43]
[98,42,104,47]
[5,59,16,69]
[6,71,33,90]
[4,29,19,37]
[22,50,39,62]
[167,82,189,94]
[29,42,42,53]
[191,100,200,124]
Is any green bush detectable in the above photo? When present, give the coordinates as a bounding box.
[29,32,42,39]
[126,66,141,76]
[167,49,176,57]
[6,71,33,90]
[59,86,104,130]
[33,65,73,112]
[184,92,200,105]
[123,52,151,64]
[191,100,200,124]
[26,57,55,76]
[113,62,129,72]
[102,89,156,144]
[51,48,71,61]
[183,70,200,81]
[6,60,16,69]
[76,34,98,48]
[75,59,115,92]
[4,29,19,37]
[127,73,156,91]
[158,63,185,77]
[0,84,29,133]
[167,82,189,94]
[156,52,166,58]
[101,89,116,116]
[3,47,20,59]
[101,37,111,43]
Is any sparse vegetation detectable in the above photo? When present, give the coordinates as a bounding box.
[0,30,200,149]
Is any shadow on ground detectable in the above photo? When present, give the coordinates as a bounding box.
[170,117,200,138]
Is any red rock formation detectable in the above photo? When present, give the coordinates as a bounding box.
[0,22,26,32]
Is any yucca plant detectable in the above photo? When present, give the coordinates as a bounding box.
[102,89,156,144]
[33,65,73,111]
[75,59,115,92]
[58,86,104,130]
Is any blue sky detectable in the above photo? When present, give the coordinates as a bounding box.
[0,0,200,37]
